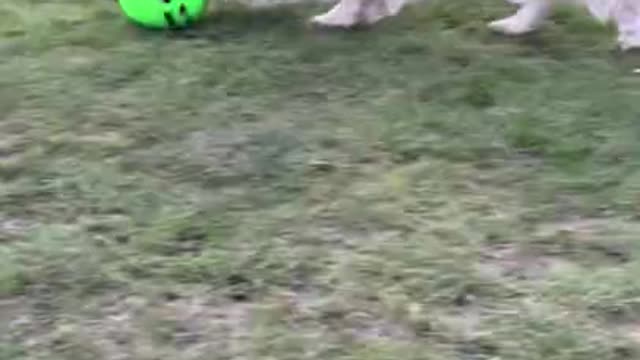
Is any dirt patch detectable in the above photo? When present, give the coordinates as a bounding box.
[625,324,640,343]
[535,217,640,241]
[83,294,254,360]
[0,216,33,242]
[477,244,578,282]
[478,217,639,282]
[534,217,638,263]
[5,291,256,360]
[0,298,27,341]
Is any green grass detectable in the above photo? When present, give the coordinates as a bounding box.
[2,0,640,359]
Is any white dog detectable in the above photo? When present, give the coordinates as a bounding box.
[310,0,640,50]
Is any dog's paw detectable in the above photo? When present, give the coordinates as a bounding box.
[310,12,358,28]
[619,34,640,51]
[488,17,536,35]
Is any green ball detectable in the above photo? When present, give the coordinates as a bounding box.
[118,0,208,29]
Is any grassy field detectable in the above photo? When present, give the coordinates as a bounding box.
[2,0,640,359]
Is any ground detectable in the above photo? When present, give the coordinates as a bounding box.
[2,0,640,359]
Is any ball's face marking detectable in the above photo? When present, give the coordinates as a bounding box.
[118,0,207,29]
[164,1,193,28]
[164,11,176,27]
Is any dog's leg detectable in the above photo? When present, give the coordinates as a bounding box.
[311,0,406,27]
[617,22,640,51]
[311,0,367,27]
[611,0,640,50]
[489,0,552,35]
[361,0,406,24]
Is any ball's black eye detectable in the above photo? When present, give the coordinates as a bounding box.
[163,0,171,3]
[164,12,176,26]
[179,4,187,15]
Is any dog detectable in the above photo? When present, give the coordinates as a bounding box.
[310,0,640,51]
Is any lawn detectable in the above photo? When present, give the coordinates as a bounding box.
[2,0,640,359]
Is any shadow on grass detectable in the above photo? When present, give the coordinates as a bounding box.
[159,4,311,41]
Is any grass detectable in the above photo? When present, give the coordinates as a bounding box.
[2,0,640,359]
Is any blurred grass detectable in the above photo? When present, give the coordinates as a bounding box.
[1,0,640,359]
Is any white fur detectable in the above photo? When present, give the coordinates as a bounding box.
[311,0,406,26]
[310,0,640,50]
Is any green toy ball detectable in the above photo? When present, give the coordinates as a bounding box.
[118,0,208,29]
